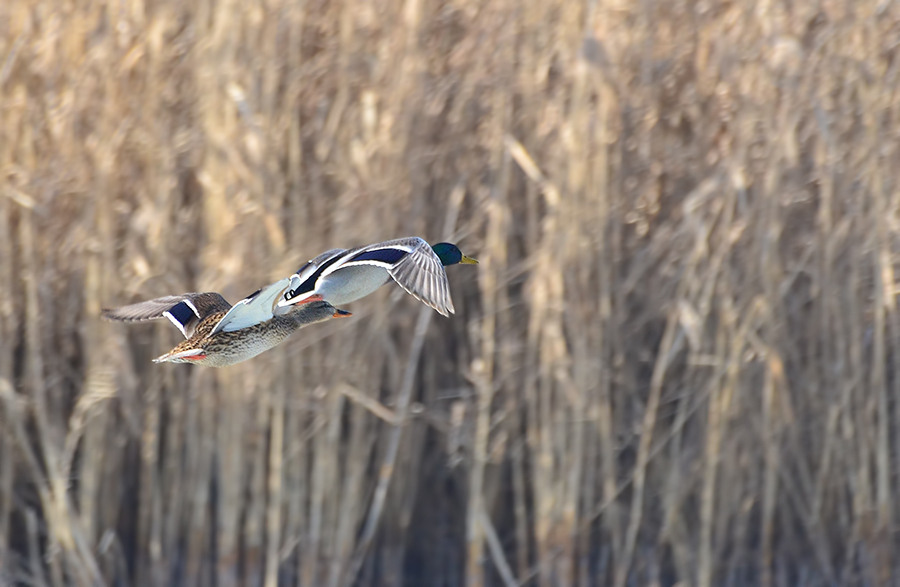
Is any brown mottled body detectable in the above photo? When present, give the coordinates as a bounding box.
[103,287,350,367]
[155,302,346,367]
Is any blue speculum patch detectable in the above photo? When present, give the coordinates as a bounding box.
[167,301,197,327]
[350,248,408,264]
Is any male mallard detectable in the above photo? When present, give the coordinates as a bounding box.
[103,278,351,367]
[277,237,478,317]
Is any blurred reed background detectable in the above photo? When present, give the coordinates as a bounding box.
[2,0,900,585]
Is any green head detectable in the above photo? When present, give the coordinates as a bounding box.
[432,243,479,266]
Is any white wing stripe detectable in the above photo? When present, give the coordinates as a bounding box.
[326,259,397,271]
[183,298,201,318]
[362,244,415,253]
[163,311,190,338]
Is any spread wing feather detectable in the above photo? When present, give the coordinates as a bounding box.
[102,293,231,338]
[385,238,454,316]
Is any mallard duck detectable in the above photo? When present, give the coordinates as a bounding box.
[277,237,478,317]
[103,277,351,367]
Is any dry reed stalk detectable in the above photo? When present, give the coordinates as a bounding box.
[246,374,276,584]
[871,176,894,586]
[328,394,375,587]
[264,353,287,587]
[185,376,217,585]
[508,135,566,587]
[614,307,680,587]
[558,5,599,581]
[284,384,312,586]
[213,376,247,586]
[337,382,397,424]
[0,380,67,586]
[301,387,335,586]
[698,298,745,587]
[22,205,107,587]
[613,204,715,586]
[135,377,162,587]
[694,189,743,587]
[0,186,12,580]
[320,381,347,580]
[890,303,900,577]
[489,178,518,584]
[509,436,529,582]
[26,507,49,587]
[74,161,120,568]
[465,111,512,585]
[465,200,500,587]
[159,373,187,586]
[478,505,517,587]
[588,65,622,587]
[570,55,611,587]
[0,433,8,580]
[386,384,430,583]
[760,350,786,587]
[345,305,433,586]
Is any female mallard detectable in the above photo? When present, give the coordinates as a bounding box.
[103,278,351,367]
[277,237,478,317]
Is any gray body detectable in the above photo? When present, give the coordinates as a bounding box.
[315,264,393,305]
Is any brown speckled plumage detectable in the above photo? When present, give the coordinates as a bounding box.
[154,302,346,366]
[103,290,350,367]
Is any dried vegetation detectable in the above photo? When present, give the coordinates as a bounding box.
[2,0,900,585]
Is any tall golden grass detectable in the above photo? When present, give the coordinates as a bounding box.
[2,0,899,585]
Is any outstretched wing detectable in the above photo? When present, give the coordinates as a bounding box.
[210,277,293,335]
[102,293,231,339]
[381,238,454,316]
